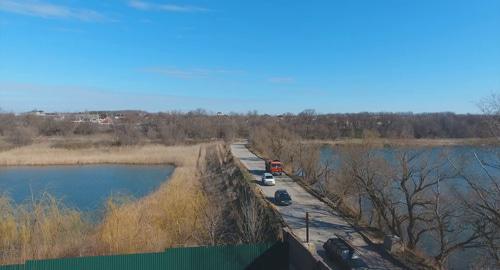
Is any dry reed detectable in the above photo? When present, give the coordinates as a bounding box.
[0,194,88,265]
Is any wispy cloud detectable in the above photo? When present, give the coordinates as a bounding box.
[128,0,210,13]
[142,67,242,80]
[0,0,107,21]
[268,77,295,84]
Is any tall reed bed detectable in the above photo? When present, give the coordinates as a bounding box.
[0,143,200,166]
[0,194,88,265]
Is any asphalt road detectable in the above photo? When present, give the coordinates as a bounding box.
[231,142,406,270]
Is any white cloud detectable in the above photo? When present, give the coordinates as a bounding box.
[0,0,107,21]
[268,77,295,84]
[128,0,210,13]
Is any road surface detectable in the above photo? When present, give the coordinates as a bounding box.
[231,142,406,269]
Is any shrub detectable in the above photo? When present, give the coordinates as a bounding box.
[74,122,98,135]
[6,126,35,146]
[39,119,75,136]
[112,124,140,146]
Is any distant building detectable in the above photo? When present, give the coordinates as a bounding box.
[98,116,113,125]
[73,113,100,123]
[26,110,46,116]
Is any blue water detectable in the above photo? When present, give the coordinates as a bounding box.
[0,165,175,211]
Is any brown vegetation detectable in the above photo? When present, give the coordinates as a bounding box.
[0,194,88,264]
[0,110,496,154]
[5,127,36,147]
[0,143,194,166]
[200,144,281,245]
[0,142,280,266]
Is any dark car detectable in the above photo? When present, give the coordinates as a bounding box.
[323,237,368,270]
[274,189,292,206]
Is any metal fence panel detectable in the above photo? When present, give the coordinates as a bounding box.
[0,265,24,270]
[0,242,288,270]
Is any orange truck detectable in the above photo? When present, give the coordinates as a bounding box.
[265,160,283,176]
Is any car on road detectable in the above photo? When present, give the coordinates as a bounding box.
[274,189,292,206]
[266,159,283,175]
[323,237,368,270]
[261,173,276,186]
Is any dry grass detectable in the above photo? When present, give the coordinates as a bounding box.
[0,194,89,265]
[0,142,217,265]
[96,169,209,254]
[0,143,201,166]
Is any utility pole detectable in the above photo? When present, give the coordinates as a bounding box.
[306,211,310,243]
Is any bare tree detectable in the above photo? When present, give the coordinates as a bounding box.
[158,122,185,145]
[200,144,279,245]
[6,126,36,146]
[429,182,482,269]
[328,163,365,221]
[295,143,322,184]
[200,199,226,246]
[113,124,140,145]
[391,149,456,250]
[236,187,269,243]
[339,141,404,235]
[73,122,98,135]
[452,154,500,266]
[337,139,480,267]
[0,113,16,136]
[479,93,500,138]
[459,94,500,265]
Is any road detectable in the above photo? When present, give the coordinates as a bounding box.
[231,142,406,270]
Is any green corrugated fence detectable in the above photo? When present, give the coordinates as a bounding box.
[0,242,288,270]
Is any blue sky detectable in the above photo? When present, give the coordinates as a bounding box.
[0,0,499,114]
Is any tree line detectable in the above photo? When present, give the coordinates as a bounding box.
[0,110,495,149]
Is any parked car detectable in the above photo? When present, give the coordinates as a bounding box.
[274,189,292,206]
[323,237,367,270]
[261,173,276,186]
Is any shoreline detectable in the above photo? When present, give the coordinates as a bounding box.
[307,137,499,147]
[0,162,177,167]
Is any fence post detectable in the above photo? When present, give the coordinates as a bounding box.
[306,211,309,243]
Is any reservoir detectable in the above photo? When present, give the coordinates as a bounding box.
[0,164,175,211]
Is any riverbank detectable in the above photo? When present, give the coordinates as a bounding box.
[308,137,498,147]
